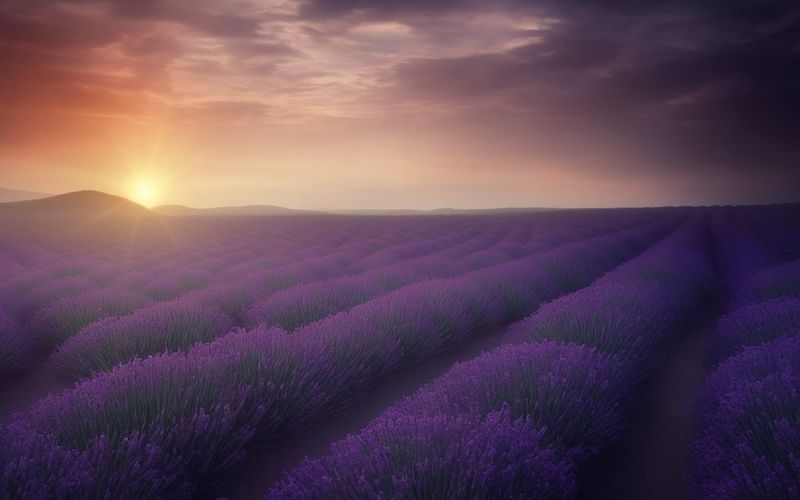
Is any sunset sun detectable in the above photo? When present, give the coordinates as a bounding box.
[131,179,160,208]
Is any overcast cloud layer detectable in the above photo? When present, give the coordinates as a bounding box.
[1,0,798,208]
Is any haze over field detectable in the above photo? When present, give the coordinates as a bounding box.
[1,0,798,209]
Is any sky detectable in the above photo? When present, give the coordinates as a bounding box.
[0,0,798,209]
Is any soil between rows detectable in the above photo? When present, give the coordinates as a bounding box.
[0,351,73,422]
[577,298,724,500]
[208,323,514,500]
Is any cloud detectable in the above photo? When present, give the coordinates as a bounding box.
[175,100,271,124]
[298,0,476,19]
[1,0,798,206]
[373,0,800,174]
[106,0,266,37]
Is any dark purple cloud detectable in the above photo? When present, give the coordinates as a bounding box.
[368,0,800,178]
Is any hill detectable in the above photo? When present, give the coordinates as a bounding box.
[330,207,554,215]
[155,204,552,217]
[153,204,324,217]
[0,191,162,243]
[1,190,149,215]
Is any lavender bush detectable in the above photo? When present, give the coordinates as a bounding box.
[53,299,235,376]
[10,275,97,322]
[392,342,628,458]
[28,288,152,348]
[691,335,800,499]
[269,408,577,500]
[708,298,800,365]
[241,219,596,331]
[690,216,800,500]
[512,218,713,375]
[733,257,800,308]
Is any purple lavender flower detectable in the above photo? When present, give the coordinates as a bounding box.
[733,258,800,308]
[512,218,713,376]
[28,287,152,348]
[267,409,576,500]
[708,298,800,365]
[53,298,235,376]
[691,336,800,500]
[11,275,96,321]
[396,342,628,458]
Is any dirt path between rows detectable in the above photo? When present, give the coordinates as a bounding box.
[208,324,513,500]
[577,299,723,500]
[0,353,73,422]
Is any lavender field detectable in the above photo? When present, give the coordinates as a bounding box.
[1,201,799,499]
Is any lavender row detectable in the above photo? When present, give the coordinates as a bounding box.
[0,218,496,380]
[691,330,800,498]
[512,216,714,378]
[704,210,800,364]
[707,251,800,365]
[49,219,530,375]
[175,218,493,322]
[732,257,800,309]
[1,216,478,326]
[242,214,648,332]
[1,211,636,289]
[0,216,671,498]
[266,215,715,498]
[0,212,654,375]
[52,213,644,377]
[38,219,482,346]
[273,342,596,499]
[3,211,642,319]
[0,217,348,290]
[690,210,800,498]
[53,300,236,376]
[193,213,642,326]
[29,288,154,349]
[708,295,800,366]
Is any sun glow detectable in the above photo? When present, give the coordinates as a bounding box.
[131,179,160,207]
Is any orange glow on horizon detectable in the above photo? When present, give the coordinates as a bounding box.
[129,177,162,208]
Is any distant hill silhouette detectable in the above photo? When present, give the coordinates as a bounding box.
[1,188,553,219]
[0,191,162,243]
[1,190,149,216]
[0,187,52,203]
[330,207,554,215]
[153,204,325,217]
